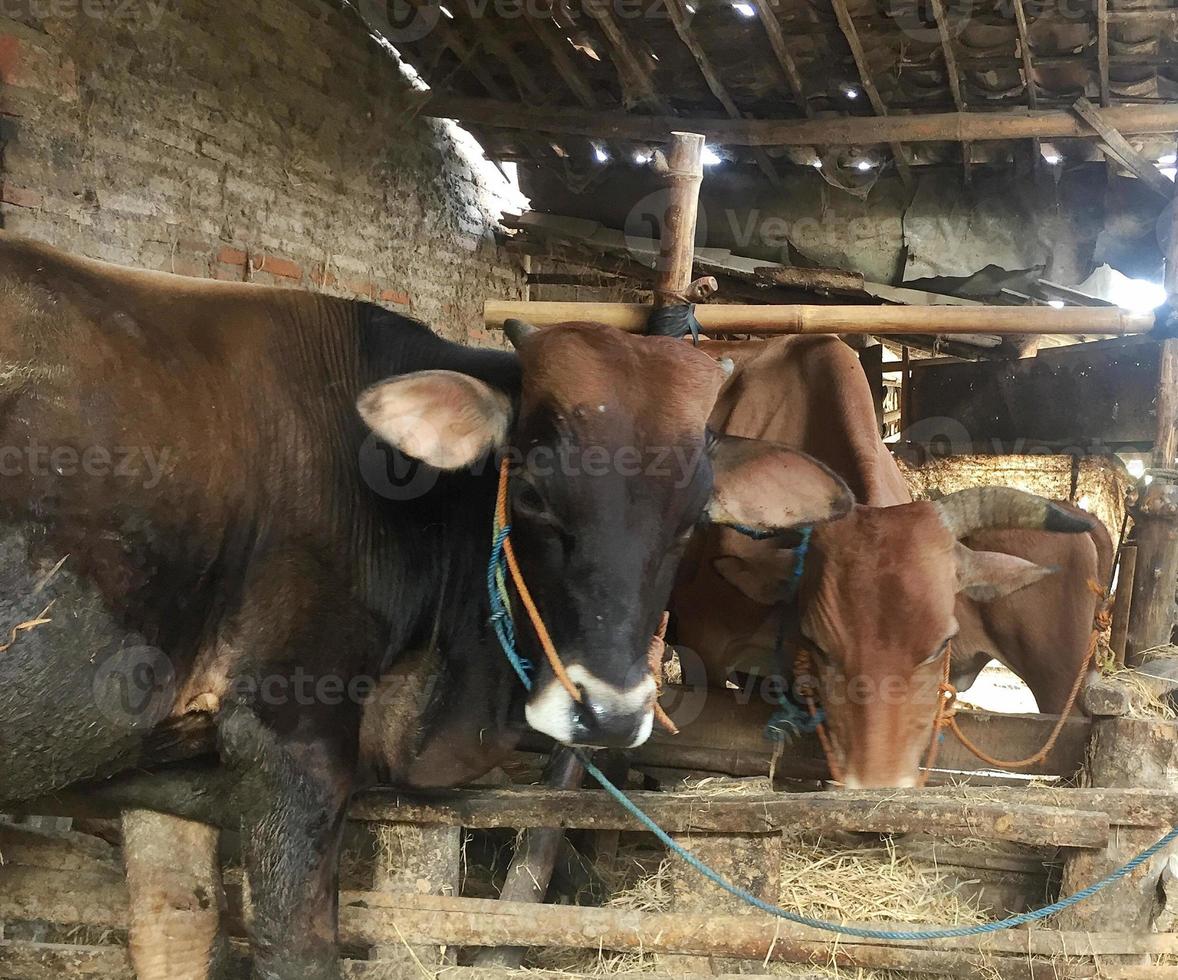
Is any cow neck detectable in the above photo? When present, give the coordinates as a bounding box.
[349,304,521,681]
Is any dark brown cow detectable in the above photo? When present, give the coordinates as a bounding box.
[672,334,1110,789]
[0,237,851,978]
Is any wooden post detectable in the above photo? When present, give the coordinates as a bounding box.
[472,748,584,970]
[1110,543,1138,666]
[368,821,462,969]
[1057,717,1178,946]
[652,131,706,307]
[121,811,227,980]
[1126,191,1178,664]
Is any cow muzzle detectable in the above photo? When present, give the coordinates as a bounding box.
[525,665,656,749]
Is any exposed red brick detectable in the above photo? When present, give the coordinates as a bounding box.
[254,254,302,280]
[379,287,410,306]
[0,182,43,209]
[339,277,376,299]
[309,264,338,289]
[217,245,248,266]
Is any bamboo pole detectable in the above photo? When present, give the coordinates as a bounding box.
[485,300,1155,336]
[421,95,1178,147]
[653,132,706,306]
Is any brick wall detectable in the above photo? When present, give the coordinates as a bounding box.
[0,0,526,344]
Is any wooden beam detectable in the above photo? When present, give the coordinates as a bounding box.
[1097,0,1111,107]
[1012,0,1039,110]
[750,0,815,118]
[929,0,971,184]
[828,0,912,185]
[350,787,1109,847]
[662,0,780,184]
[1072,97,1175,198]
[419,95,1178,147]
[485,299,1155,335]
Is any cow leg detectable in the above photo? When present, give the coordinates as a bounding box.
[218,701,354,980]
[123,810,232,980]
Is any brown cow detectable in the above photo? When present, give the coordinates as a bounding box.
[672,334,1111,789]
[0,237,852,978]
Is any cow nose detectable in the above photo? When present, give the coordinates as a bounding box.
[524,665,656,749]
[571,695,653,748]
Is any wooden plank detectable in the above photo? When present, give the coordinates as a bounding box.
[1110,543,1138,665]
[337,893,1178,959]
[906,339,1162,447]
[1012,0,1039,111]
[419,96,1178,147]
[4,945,1178,980]
[485,300,1155,335]
[828,0,912,185]
[350,787,1110,847]
[3,943,1177,980]
[1072,98,1175,198]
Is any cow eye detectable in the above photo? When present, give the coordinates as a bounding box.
[513,482,548,518]
[920,638,953,667]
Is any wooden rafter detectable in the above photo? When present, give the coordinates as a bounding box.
[1097,0,1111,107]
[448,2,548,105]
[662,0,780,185]
[1010,0,1042,169]
[1073,97,1174,197]
[828,0,912,186]
[750,0,815,118]
[929,0,971,184]
[419,95,1178,146]
[581,0,669,111]
[523,12,598,108]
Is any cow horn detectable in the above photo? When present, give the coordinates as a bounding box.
[935,487,1096,539]
[719,357,735,377]
[504,318,540,349]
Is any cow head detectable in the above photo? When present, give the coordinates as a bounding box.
[787,487,1095,788]
[358,320,852,749]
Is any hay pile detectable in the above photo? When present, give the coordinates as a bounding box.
[521,800,987,978]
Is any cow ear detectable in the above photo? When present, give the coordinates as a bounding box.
[706,434,853,534]
[955,543,1058,602]
[358,370,513,470]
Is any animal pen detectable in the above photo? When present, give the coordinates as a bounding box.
[8,2,1178,979]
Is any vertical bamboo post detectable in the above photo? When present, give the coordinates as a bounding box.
[653,132,706,307]
[1126,195,1178,665]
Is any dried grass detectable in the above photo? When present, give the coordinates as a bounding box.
[519,827,984,978]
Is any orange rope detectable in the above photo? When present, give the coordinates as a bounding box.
[797,578,1109,782]
[496,457,583,704]
[940,578,1109,771]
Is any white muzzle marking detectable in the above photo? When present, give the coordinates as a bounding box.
[525,664,656,748]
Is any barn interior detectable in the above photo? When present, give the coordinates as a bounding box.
[4,0,1178,977]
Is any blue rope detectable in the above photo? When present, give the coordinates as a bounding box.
[766,525,814,743]
[486,517,1178,941]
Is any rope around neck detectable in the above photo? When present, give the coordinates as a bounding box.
[486,484,1178,941]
